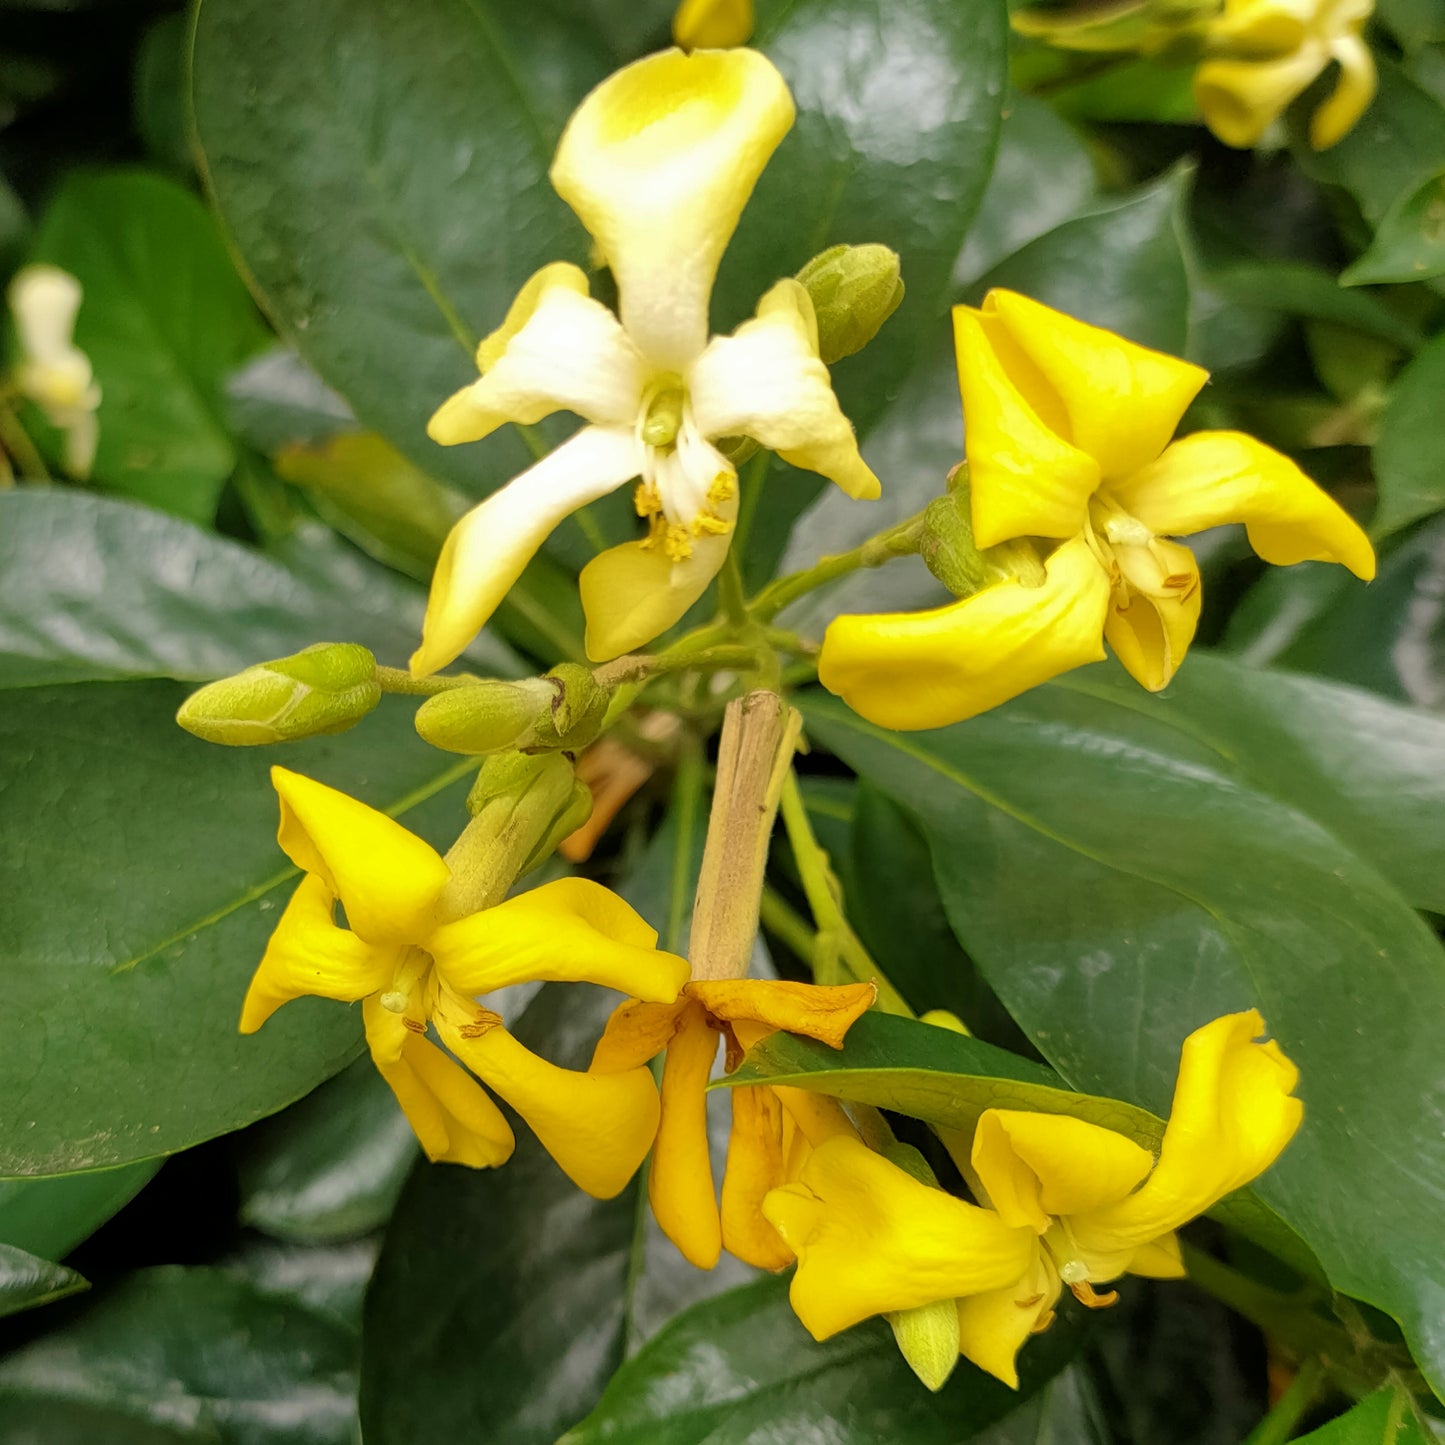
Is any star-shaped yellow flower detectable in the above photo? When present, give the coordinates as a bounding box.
[414,47,878,675]
[819,289,1374,731]
[241,767,689,1198]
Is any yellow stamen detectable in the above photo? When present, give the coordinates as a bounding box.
[664,523,694,560]
[634,481,663,518]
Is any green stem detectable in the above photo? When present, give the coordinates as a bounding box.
[732,446,769,552]
[759,886,820,963]
[592,643,762,690]
[748,510,928,622]
[375,665,477,697]
[0,402,51,483]
[1242,1358,1325,1445]
[719,549,749,627]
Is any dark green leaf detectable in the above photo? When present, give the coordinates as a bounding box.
[220,1236,380,1333]
[133,13,192,175]
[1340,170,1445,285]
[0,1266,357,1443]
[0,1159,161,1260]
[1372,332,1445,539]
[0,680,478,1175]
[802,681,1445,1395]
[0,1243,87,1320]
[1292,1388,1432,1444]
[973,1363,1114,1445]
[25,170,269,523]
[236,1057,417,1242]
[0,489,522,687]
[560,1274,1081,1445]
[1207,262,1422,350]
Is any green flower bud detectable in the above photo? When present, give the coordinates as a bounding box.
[528,663,611,752]
[465,751,589,878]
[920,476,1047,598]
[176,643,380,746]
[520,778,594,875]
[414,678,555,755]
[795,243,905,365]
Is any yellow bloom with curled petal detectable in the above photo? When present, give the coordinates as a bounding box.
[819,290,1373,731]
[241,766,689,1198]
[590,978,876,1269]
[1195,0,1376,150]
[415,48,878,675]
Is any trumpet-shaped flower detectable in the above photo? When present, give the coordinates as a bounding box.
[415,48,878,675]
[1195,0,1376,151]
[6,264,101,478]
[819,290,1374,731]
[242,767,689,1198]
[590,978,876,1269]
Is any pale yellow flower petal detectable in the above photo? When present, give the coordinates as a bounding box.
[762,1135,1037,1339]
[1194,48,1325,148]
[1311,34,1376,149]
[239,873,393,1032]
[9,264,83,372]
[955,1249,1061,1390]
[984,290,1209,483]
[1207,0,1312,57]
[1075,1010,1303,1255]
[549,47,794,370]
[720,1085,794,1269]
[648,1001,723,1268]
[270,767,450,947]
[770,1085,861,1148]
[59,407,99,480]
[412,424,642,677]
[686,979,876,1047]
[1110,430,1375,579]
[364,997,515,1168]
[1105,537,1203,692]
[954,304,1100,548]
[687,279,880,500]
[972,1110,1154,1232]
[673,0,754,50]
[818,534,1111,731]
[427,263,645,446]
[429,877,689,1002]
[438,1015,662,1200]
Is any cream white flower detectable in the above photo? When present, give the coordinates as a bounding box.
[414,48,879,675]
[7,264,101,478]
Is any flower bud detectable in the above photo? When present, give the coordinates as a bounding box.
[176,643,380,746]
[414,678,555,755]
[528,663,611,752]
[920,476,1047,599]
[794,244,905,365]
[464,751,593,878]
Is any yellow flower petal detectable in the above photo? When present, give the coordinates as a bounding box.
[984,290,1208,484]
[1206,0,1311,58]
[687,279,879,500]
[954,304,1100,548]
[1105,537,1203,692]
[590,997,689,1073]
[770,1085,862,1148]
[1126,1231,1186,1279]
[720,1085,794,1269]
[427,263,645,446]
[412,424,642,677]
[438,1014,662,1200]
[363,998,515,1168]
[1194,48,1326,148]
[955,1248,1060,1390]
[270,767,450,948]
[429,877,689,1002]
[673,0,754,50]
[763,1136,1037,1339]
[1075,1010,1303,1255]
[239,874,392,1032]
[1110,430,1375,579]
[649,1001,723,1268]
[1311,34,1376,150]
[549,47,794,370]
[818,534,1111,731]
[972,1110,1154,1232]
[686,978,876,1048]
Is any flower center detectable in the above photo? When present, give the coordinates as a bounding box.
[632,379,737,562]
[379,946,433,1015]
[1085,492,1197,610]
[1043,1219,1120,1310]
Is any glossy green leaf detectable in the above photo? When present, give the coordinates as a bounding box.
[236,1057,417,1243]
[801,681,1445,1396]
[976,1364,1115,1445]
[561,1275,1081,1445]
[1341,170,1445,285]
[0,488,521,687]
[0,1159,161,1260]
[24,170,269,523]
[0,1243,87,1320]
[0,681,477,1176]
[221,1236,380,1333]
[1292,1388,1433,1444]
[1207,262,1422,350]
[0,1266,357,1442]
[1371,332,1445,539]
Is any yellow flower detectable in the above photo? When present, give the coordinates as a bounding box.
[414,48,878,675]
[590,978,876,1268]
[6,264,101,478]
[958,1010,1302,1386]
[241,766,690,1198]
[819,289,1374,731]
[1195,0,1376,150]
[673,0,754,50]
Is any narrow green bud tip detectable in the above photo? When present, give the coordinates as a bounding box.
[176,643,380,746]
[795,243,905,365]
[887,1297,962,1392]
[414,678,554,755]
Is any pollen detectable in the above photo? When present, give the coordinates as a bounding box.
[664,523,695,560]
[634,481,663,518]
[707,471,736,507]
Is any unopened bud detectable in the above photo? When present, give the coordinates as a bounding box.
[795,244,905,364]
[465,751,591,879]
[920,1007,971,1036]
[415,678,554,755]
[920,478,1047,598]
[529,663,611,752]
[176,643,380,746]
